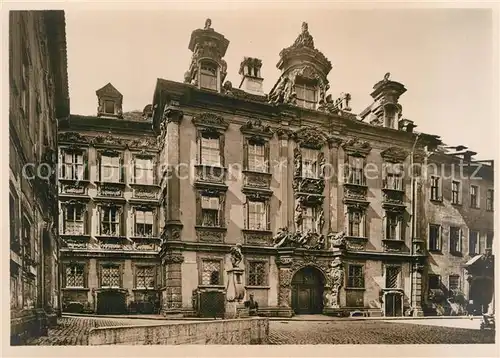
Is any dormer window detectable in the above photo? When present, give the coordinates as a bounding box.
[200,61,218,91]
[295,80,317,109]
[104,100,115,114]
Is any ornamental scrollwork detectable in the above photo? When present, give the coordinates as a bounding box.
[342,137,372,157]
[163,253,185,264]
[192,112,229,131]
[380,146,409,163]
[240,119,273,137]
[293,127,328,150]
[59,132,89,144]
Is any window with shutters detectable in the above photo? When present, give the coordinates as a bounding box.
[101,264,121,288]
[383,163,403,190]
[301,148,320,178]
[65,263,85,288]
[345,156,365,185]
[63,204,85,235]
[100,154,121,183]
[385,266,401,289]
[100,206,121,236]
[430,176,441,201]
[428,224,441,251]
[199,134,221,166]
[135,266,155,289]
[201,196,220,227]
[200,61,218,91]
[470,185,479,208]
[469,230,479,255]
[451,181,461,205]
[449,226,462,254]
[247,142,267,172]
[295,81,317,109]
[248,261,267,286]
[200,259,222,286]
[486,189,494,211]
[246,200,268,231]
[346,264,364,288]
[348,209,365,237]
[133,157,154,185]
[60,149,85,180]
[134,209,154,237]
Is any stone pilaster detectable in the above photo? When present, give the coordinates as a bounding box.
[275,253,294,317]
[162,252,184,315]
[163,106,184,240]
[411,262,424,316]
[327,137,342,233]
[276,127,290,230]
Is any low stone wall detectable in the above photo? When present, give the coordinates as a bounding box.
[88,317,269,345]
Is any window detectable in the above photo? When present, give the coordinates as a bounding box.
[384,163,403,190]
[301,148,320,178]
[348,210,364,237]
[295,82,317,109]
[469,230,479,255]
[200,134,221,166]
[486,233,493,251]
[428,274,441,290]
[449,275,460,291]
[430,176,441,201]
[100,154,121,182]
[201,260,222,285]
[346,156,365,185]
[451,181,461,205]
[100,206,121,236]
[302,206,318,233]
[247,200,268,231]
[385,213,402,240]
[248,261,267,286]
[10,193,18,247]
[247,142,267,172]
[134,157,154,185]
[103,100,115,114]
[470,185,479,208]
[101,264,121,288]
[429,224,441,251]
[487,189,494,211]
[10,275,18,309]
[385,266,401,289]
[135,209,154,237]
[347,264,364,288]
[136,266,155,289]
[201,196,220,227]
[449,227,462,254]
[60,150,84,180]
[22,215,31,259]
[65,264,84,288]
[200,62,218,91]
[21,51,30,118]
[63,205,85,235]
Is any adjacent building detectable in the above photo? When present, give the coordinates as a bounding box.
[9,10,69,344]
[57,19,494,319]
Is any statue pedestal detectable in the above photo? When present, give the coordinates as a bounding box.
[225,268,246,318]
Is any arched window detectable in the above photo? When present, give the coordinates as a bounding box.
[200,61,218,91]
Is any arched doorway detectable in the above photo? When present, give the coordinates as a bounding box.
[469,277,494,314]
[291,266,325,314]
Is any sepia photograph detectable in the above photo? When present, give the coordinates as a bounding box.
[5,1,498,354]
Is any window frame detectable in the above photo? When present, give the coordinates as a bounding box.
[134,265,156,289]
[245,198,269,231]
[345,155,366,186]
[64,263,86,288]
[470,185,479,209]
[486,189,494,211]
[199,258,224,286]
[384,265,402,289]
[247,260,268,287]
[132,156,155,185]
[428,224,442,252]
[346,264,365,289]
[448,275,460,292]
[294,80,318,109]
[428,274,441,290]
[99,205,123,236]
[347,208,366,237]
[430,175,442,201]
[60,148,86,181]
[100,263,122,288]
[451,180,461,205]
[63,203,86,236]
[199,61,218,91]
[133,207,155,237]
[468,230,480,256]
[383,163,404,191]
[449,226,462,254]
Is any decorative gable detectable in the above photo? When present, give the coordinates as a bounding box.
[380,146,409,163]
[342,137,372,157]
[192,112,229,132]
[293,127,328,149]
[96,83,123,118]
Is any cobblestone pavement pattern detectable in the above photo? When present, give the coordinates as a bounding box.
[27,316,495,345]
[268,320,495,344]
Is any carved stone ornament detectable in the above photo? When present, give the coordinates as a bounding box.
[244,190,272,202]
[380,146,409,163]
[324,257,344,308]
[293,177,325,195]
[318,92,353,115]
[293,147,302,177]
[293,127,328,150]
[163,253,185,264]
[195,227,225,243]
[342,137,372,157]
[133,187,158,200]
[59,132,89,144]
[345,237,368,251]
[91,134,125,147]
[230,243,243,268]
[62,183,86,195]
[272,227,327,251]
[243,171,271,189]
[128,136,158,150]
[343,184,368,202]
[243,230,273,246]
[195,166,227,185]
[192,112,229,131]
[240,119,273,138]
[162,106,183,125]
[327,231,346,249]
[98,183,124,197]
[275,127,293,140]
[382,239,405,253]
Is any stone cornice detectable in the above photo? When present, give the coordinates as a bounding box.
[192,112,229,132]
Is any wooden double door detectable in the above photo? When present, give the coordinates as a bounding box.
[291,267,325,314]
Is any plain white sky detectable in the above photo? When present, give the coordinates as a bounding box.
[65,7,496,159]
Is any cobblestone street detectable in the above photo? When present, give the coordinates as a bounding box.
[26,315,495,345]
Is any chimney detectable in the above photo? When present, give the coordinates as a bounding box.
[238,57,264,95]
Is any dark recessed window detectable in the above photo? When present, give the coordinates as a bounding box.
[104,100,115,114]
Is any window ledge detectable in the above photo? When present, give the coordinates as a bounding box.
[429,198,443,203]
[130,236,160,240]
[194,164,227,171]
[132,288,157,292]
[130,182,160,188]
[382,187,405,193]
[195,226,227,232]
[97,181,126,186]
[95,235,127,240]
[428,249,442,254]
[451,202,462,207]
[197,285,225,289]
[344,287,366,291]
[245,285,270,290]
[241,229,272,234]
[242,169,272,176]
[59,178,90,184]
[344,182,368,188]
[62,287,89,291]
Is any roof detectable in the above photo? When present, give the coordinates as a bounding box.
[96,82,123,98]
[465,254,483,267]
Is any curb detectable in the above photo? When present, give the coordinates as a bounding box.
[62,313,211,321]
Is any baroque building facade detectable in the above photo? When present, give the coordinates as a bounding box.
[9,10,69,344]
[58,19,494,319]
